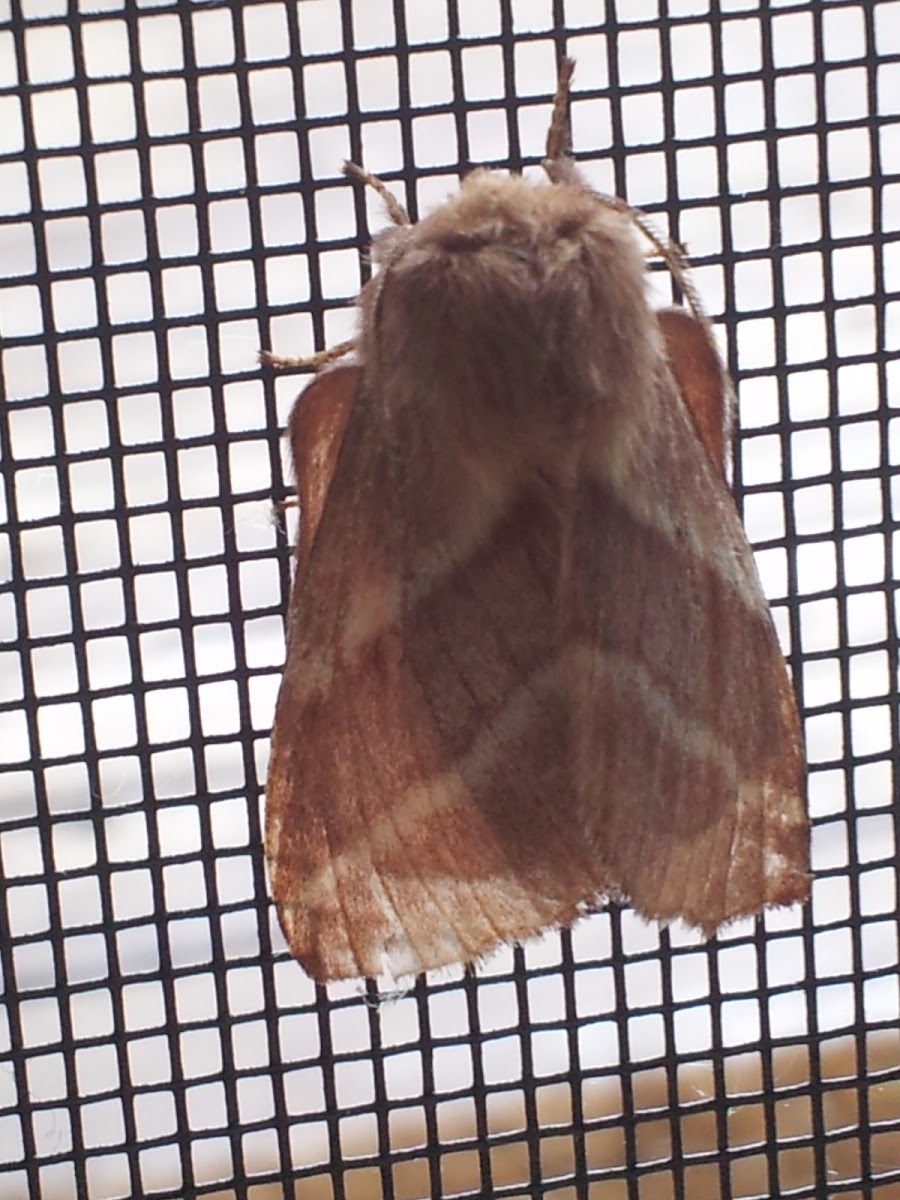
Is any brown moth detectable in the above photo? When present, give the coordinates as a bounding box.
[264,60,808,985]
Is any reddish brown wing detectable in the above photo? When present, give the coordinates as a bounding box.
[566,313,807,935]
[266,236,807,986]
[266,364,610,983]
[657,306,731,476]
[266,347,806,984]
[285,364,360,578]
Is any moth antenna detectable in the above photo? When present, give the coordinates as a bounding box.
[261,162,410,374]
[622,205,708,323]
[343,160,412,227]
[543,57,581,186]
[541,59,707,324]
[545,57,575,162]
[581,189,707,324]
[259,340,357,373]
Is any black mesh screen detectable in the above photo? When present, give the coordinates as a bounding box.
[2,2,899,1198]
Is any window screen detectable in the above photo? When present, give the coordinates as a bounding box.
[1,2,898,1198]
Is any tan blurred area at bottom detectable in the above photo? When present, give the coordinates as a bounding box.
[194,1031,898,1199]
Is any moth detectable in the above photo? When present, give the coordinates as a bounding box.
[264,61,808,985]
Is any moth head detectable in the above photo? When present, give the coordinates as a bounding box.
[360,169,660,400]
